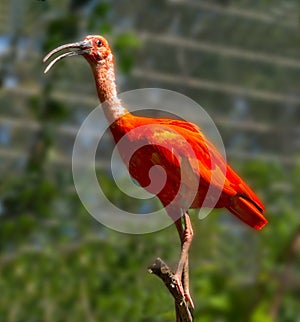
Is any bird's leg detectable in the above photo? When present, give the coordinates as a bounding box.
[182,256,194,309]
[174,212,194,309]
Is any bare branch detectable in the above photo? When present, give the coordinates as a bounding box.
[148,258,193,322]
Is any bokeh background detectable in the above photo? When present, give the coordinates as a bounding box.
[0,0,300,321]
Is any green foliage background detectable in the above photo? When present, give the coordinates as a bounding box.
[0,0,299,321]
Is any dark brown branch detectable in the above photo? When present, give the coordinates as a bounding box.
[148,258,193,322]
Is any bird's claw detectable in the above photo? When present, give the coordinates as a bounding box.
[173,275,195,310]
[184,292,195,310]
[173,274,185,297]
[172,275,193,309]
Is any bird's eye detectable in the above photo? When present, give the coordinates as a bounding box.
[97,40,102,47]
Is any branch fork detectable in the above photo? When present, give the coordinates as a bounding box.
[148,258,193,322]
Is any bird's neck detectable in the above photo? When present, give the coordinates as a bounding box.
[92,64,128,123]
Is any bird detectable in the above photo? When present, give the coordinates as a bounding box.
[43,35,267,314]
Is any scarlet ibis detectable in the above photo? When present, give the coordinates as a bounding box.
[43,35,267,311]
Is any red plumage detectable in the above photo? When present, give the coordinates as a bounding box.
[111,114,267,229]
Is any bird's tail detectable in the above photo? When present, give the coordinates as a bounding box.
[227,194,268,230]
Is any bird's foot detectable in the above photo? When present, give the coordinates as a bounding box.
[184,291,195,310]
[173,274,195,310]
[173,274,185,298]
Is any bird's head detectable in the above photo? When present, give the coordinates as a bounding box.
[43,35,113,73]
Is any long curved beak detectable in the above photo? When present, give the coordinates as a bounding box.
[43,39,92,74]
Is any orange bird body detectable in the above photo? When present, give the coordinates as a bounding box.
[44,35,267,313]
[110,113,266,229]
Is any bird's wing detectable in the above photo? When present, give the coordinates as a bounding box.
[117,115,266,229]
[151,119,230,190]
[123,117,228,202]
[117,115,264,211]
[151,118,264,210]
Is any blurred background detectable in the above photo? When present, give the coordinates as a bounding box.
[0,0,300,321]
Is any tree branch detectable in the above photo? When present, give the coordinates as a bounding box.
[148,258,193,322]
